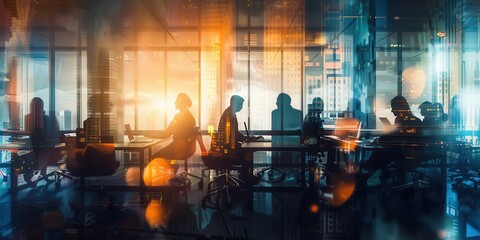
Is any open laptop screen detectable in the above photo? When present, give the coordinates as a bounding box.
[243,122,250,139]
[124,123,135,142]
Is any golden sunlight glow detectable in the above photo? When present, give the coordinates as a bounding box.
[143,158,173,186]
[207,124,214,135]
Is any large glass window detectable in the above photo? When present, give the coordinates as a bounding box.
[55,52,77,131]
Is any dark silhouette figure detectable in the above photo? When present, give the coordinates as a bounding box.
[218,95,246,150]
[271,93,302,163]
[360,96,421,182]
[217,95,260,183]
[419,101,446,127]
[390,95,422,134]
[419,101,435,125]
[302,97,325,142]
[433,102,448,123]
[449,95,461,129]
[272,93,303,133]
[153,93,196,161]
[23,97,61,185]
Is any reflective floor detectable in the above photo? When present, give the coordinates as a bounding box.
[1,154,479,240]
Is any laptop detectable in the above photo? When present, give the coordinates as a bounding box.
[379,117,394,130]
[125,123,153,143]
[325,120,363,142]
[243,122,270,142]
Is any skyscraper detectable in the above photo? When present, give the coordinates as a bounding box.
[59,109,72,130]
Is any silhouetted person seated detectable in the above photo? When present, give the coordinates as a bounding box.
[302,97,325,144]
[271,93,302,163]
[23,97,61,186]
[419,101,446,128]
[152,93,197,171]
[218,95,261,184]
[360,96,422,182]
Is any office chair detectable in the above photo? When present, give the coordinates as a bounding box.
[449,141,479,192]
[65,142,120,187]
[24,141,68,188]
[201,154,245,209]
[257,130,302,183]
[168,127,204,189]
[390,137,446,191]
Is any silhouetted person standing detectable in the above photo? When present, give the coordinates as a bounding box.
[271,93,302,163]
[272,93,303,133]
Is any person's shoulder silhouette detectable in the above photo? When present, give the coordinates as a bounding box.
[272,93,302,131]
[303,97,324,140]
[24,97,60,145]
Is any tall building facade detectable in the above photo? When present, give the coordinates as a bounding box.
[59,109,72,131]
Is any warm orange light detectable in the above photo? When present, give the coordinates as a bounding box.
[309,203,320,214]
[207,125,215,135]
[125,167,140,186]
[327,173,356,207]
[143,158,173,186]
[145,199,167,228]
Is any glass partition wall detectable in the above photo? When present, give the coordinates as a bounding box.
[0,0,478,137]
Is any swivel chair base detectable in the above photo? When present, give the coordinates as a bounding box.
[202,172,245,209]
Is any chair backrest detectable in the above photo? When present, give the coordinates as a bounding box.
[67,143,119,177]
[196,131,208,156]
[198,133,240,170]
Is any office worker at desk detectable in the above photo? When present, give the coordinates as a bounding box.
[23,97,61,186]
[360,95,422,182]
[302,97,325,144]
[152,93,196,167]
[218,95,261,184]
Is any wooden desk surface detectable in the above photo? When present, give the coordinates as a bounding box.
[241,141,320,152]
[114,138,168,150]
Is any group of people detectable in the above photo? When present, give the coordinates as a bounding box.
[153,92,329,184]
[23,92,451,187]
[359,96,453,184]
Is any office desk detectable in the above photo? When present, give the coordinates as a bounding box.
[114,138,172,190]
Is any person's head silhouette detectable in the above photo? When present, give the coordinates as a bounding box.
[30,97,45,114]
[26,97,45,131]
[310,97,324,114]
[276,93,292,109]
[390,95,411,117]
[230,95,245,113]
[418,101,433,118]
[175,93,192,111]
[432,102,445,119]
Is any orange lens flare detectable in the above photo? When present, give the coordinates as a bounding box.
[143,158,173,186]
